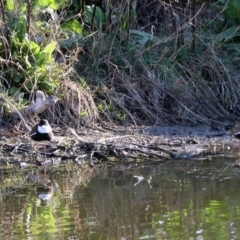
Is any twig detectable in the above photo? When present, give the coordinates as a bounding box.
[0,94,30,131]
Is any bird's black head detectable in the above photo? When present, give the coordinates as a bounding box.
[39,119,49,126]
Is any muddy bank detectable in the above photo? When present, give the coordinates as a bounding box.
[0,123,237,168]
[136,124,232,141]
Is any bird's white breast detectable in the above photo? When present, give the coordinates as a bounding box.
[38,125,52,134]
[38,192,53,201]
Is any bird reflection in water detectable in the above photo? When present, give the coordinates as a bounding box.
[27,171,58,206]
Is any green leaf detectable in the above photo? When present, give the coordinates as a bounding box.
[80,111,88,117]
[225,43,240,51]
[26,81,33,90]
[129,30,159,46]
[226,4,240,21]
[9,86,18,95]
[215,26,240,42]
[40,80,58,91]
[42,41,57,55]
[5,0,14,10]
[18,15,27,41]
[84,6,106,26]
[12,70,23,83]
[36,41,57,66]
[232,0,240,10]
[58,38,79,49]
[61,19,83,34]
[35,0,64,10]
[28,41,41,55]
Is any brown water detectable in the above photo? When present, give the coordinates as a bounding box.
[0,149,240,239]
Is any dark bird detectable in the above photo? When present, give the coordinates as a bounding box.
[30,119,53,142]
[231,124,240,139]
[27,172,56,205]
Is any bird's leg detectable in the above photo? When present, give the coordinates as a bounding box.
[32,142,39,152]
[44,144,46,158]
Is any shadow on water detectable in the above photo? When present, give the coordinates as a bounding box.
[1,142,240,239]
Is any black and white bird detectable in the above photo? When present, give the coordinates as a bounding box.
[30,119,53,142]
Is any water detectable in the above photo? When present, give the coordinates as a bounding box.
[0,150,240,239]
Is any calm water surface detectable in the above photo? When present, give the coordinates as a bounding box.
[0,146,240,240]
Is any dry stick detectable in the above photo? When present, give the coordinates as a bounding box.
[70,128,171,158]
[191,0,196,51]
[177,3,204,33]
[69,127,137,144]
[120,141,177,158]
[97,140,176,159]
[118,69,156,122]
[0,59,30,98]
[96,135,138,143]
[140,4,204,55]
[0,94,30,131]
[68,128,87,142]
[70,123,175,157]
[102,142,170,160]
[11,143,24,154]
[165,90,210,124]
[0,0,11,59]
[121,147,169,159]
[27,0,31,37]
[197,36,238,114]
[143,69,209,125]
[71,127,176,157]
[111,94,137,125]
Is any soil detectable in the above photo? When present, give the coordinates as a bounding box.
[0,123,237,167]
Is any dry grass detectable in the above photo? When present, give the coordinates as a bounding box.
[1,0,240,127]
[42,79,99,128]
[76,33,240,125]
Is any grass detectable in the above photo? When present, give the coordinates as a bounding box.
[1,0,240,126]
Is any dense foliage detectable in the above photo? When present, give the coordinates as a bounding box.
[0,0,240,125]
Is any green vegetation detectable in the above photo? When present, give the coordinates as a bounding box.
[1,0,240,125]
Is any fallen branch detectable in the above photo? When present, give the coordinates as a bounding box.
[3,90,58,130]
[21,90,58,117]
[0,93,30,131]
